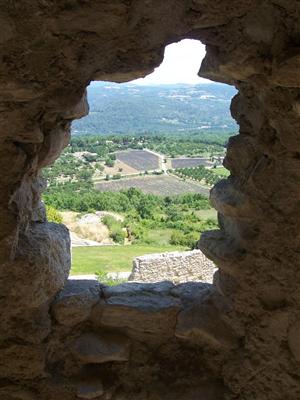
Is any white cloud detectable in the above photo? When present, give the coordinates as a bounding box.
[133,39,211,85]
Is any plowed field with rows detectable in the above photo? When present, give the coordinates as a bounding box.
[171,158,212,169]
[95,175,209,196]
[116,150,160,171]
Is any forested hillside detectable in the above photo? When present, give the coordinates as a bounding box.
[72,82,238,135]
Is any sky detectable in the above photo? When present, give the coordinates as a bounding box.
[133,39,211,85]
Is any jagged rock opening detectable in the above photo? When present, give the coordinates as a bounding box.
[1,1,300,399]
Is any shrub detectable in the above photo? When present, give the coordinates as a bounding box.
[184,232,200,249]
[102,215,125,244]
[96,270,127,286]
[112,173,121,180]
[105,158,115,167]
[46,205,63,224]
[170,231,186,246]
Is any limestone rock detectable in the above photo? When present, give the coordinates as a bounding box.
[271,50,300,87]
[98,282,181,341]
[0,1,300,399]
[288,320,300,362]
[210,179,252,218]
[52,280,101,327]
[170,281,212,305]
[71,332,130,364]
[0,386,37,400]
[175,290,238,349]
[2,304,52,344]
[0,344,45,380]
[7,222,71,309]
[38,126,71,168]
[199,230,245,274]
[64,90,89,120]
[77,381,104,399]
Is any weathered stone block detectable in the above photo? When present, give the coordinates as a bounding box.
[97,282,181,342]
[11,222,71,308]
[199,230,245,274]
[52,280,101,327]
[70,332,130,364]
[0,344,45,380]
[0,386,37,400]
[64,90,89,120]
[271,51,300,87]
[175,288,238,349]
[76,380,104,399]
[288,320,300,362]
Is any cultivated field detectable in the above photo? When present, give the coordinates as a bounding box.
[95,175,210,196]
[116,150,160,171]
[171,157,212,169]
[103,159,139,175]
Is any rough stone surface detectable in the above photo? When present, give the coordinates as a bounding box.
[129,250,216,284]
[52,280,100,327]
[98,282,182,342]
[288,320,300,362]
[1,1,300,399]
[76,381,104,399]
[70,332,130,364]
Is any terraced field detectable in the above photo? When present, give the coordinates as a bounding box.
[95,175,210,196]
[116,150,160,171]
[171,157,212,169]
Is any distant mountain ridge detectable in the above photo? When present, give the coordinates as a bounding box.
[72,82,238,135]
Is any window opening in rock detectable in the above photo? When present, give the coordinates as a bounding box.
[42,39,237,286]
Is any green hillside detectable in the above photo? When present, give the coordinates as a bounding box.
[72,82,237,135]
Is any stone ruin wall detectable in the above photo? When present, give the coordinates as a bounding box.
[1,1,300,399]
[129,250,216,284]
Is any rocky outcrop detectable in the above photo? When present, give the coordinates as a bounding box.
[1,1,300,399]
[129,249,216,284]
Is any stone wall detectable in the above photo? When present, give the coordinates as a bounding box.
[129,250,216,284]
[1,1,300,399]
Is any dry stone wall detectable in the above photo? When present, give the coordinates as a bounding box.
[1,1,300,399]
[129,250,216,284]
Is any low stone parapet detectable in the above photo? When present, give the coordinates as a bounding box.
[129,249,216,284]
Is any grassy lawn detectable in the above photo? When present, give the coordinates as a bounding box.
[212,167,230,177]
[71,244,186,275]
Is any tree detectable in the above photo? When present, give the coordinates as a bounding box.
[105,158,115,167]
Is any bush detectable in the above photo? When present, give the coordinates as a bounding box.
[96,270,127,286]
[105,158,115,167]
[170,231,186,246]
[46,205,63,224]
[102,215,125,244]
[170,230,199,249]
[112,173,121,180]
[184,232,199,249]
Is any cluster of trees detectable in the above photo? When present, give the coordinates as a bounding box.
[69,132,229,159]
[43,176,217,249]
[172,166,225,186]
[146,133,228,157]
